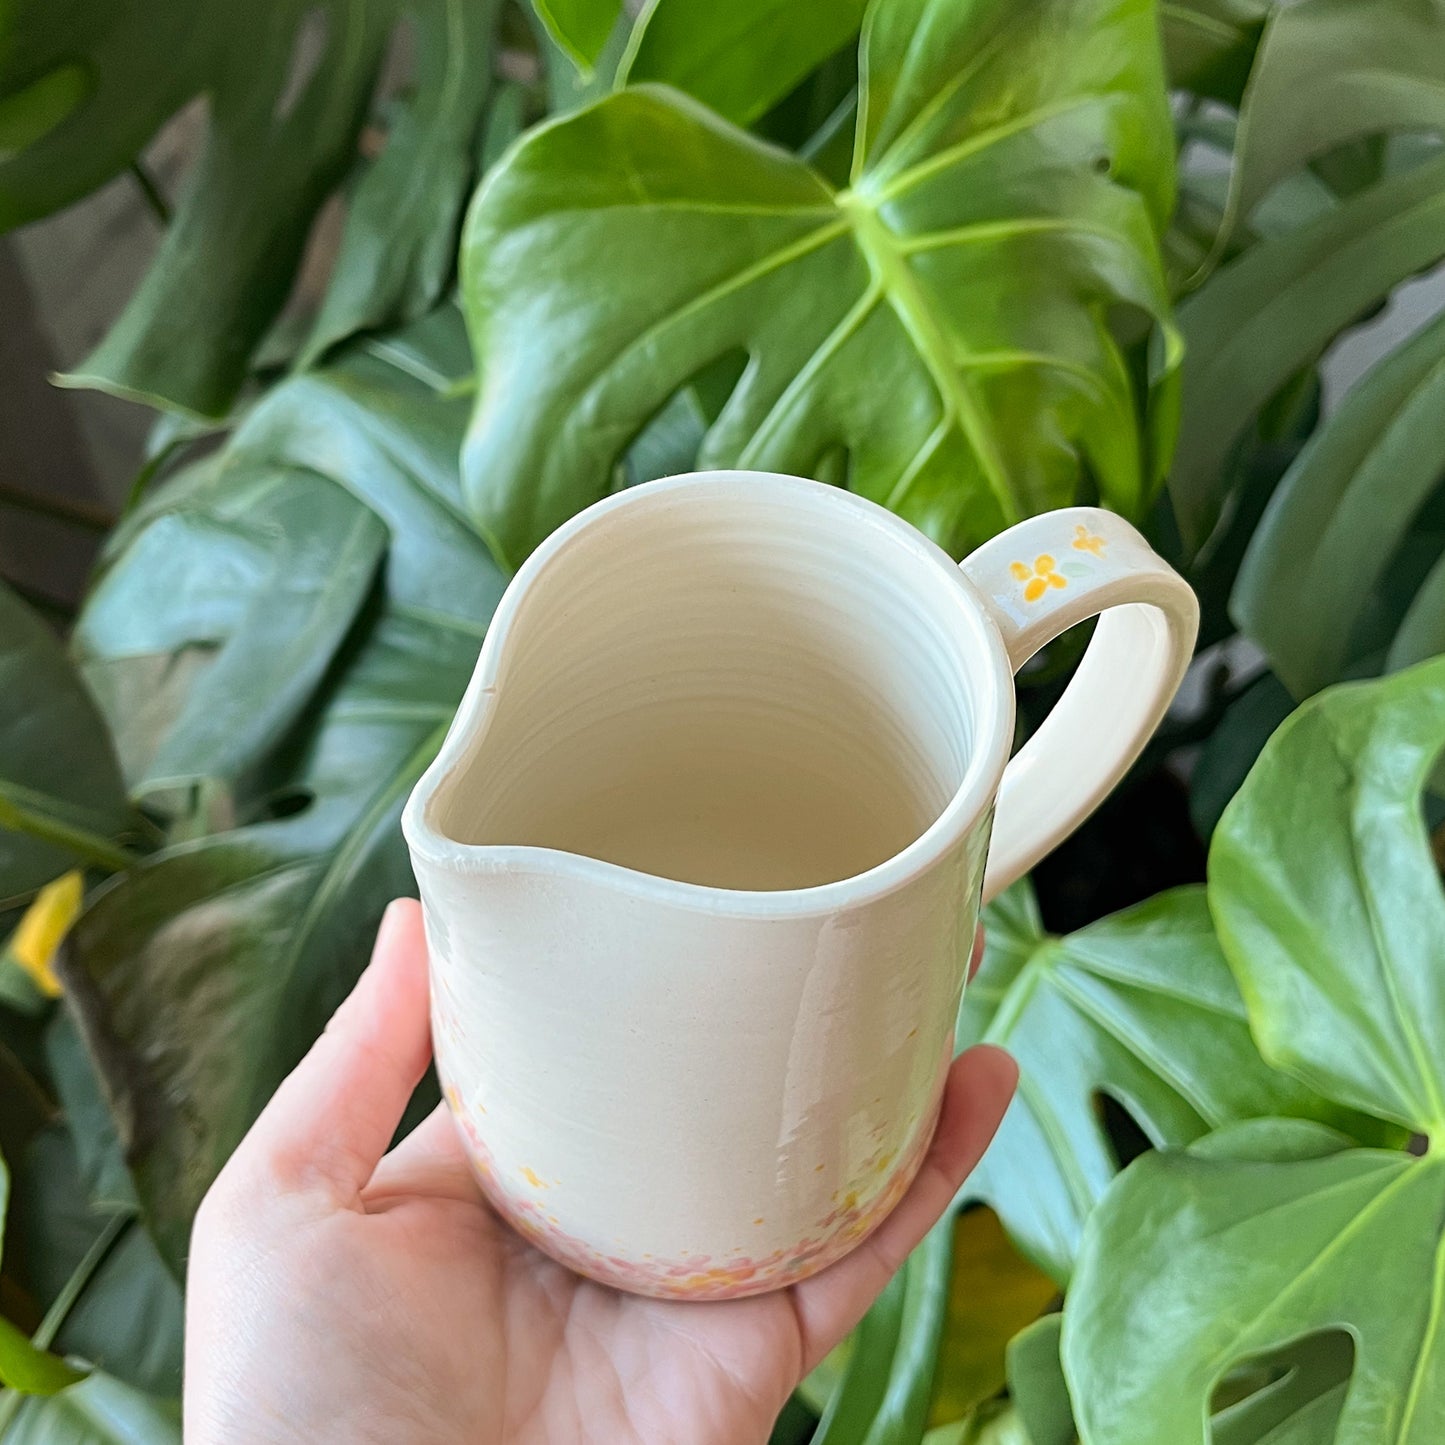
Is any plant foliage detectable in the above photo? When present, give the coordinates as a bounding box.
[4,0,1445,1438]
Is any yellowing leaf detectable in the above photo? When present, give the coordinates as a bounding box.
[10,871,83,998]
[927,1207,1058,1428]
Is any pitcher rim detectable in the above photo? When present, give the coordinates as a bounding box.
[402,470,1016,917]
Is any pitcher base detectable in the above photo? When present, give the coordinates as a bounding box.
[456,1115,935,1301]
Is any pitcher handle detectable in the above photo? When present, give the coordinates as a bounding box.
[959,508,1199,904]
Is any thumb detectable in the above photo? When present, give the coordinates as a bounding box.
[224,898,433,1204]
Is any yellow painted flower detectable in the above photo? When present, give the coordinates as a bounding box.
[1009,555,1067,602]
[1071,524,1107,556]
[8,870,83,997]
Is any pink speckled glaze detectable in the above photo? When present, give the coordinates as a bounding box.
[442,1076,939,1299]
[403,472,1197,1299]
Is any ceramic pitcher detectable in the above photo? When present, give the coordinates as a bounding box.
[402,471,1197,1300]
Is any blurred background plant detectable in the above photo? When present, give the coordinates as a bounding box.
[2,0,1444,1439]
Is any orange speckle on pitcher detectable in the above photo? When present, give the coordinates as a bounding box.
[520,1166,549,1189]
[753,1217,765,1226]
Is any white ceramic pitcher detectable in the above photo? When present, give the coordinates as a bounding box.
[402,471,1197,1300]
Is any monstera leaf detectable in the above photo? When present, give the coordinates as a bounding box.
[1222,0,1445,236]
[534,0,867,127]
[1160,0,1269,105]
[297,0,504,367]
[76,469,388,808]
[63,311,507,1271]
[1167,0,1445,552]
[1212,658,1445,1130]
[1168,148,1445,552]
[1005,1315,1073,1445]
[0,1149,85,1397]
[1232,307,1445,698]
[461,0,1179,566]
[1065,659,1445,1444]
[0,585,137,903]
[812,1217,953,1444]
[9,1074,182,1397]
[0,1371,181,1443]
[957,882,1357,1284]
[618,0,869,128]
[0,0,502,417]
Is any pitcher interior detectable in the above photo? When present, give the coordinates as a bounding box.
[429,483,985,891]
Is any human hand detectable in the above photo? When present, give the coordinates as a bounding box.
[185,900,1016,1445]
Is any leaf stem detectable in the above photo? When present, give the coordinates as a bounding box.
[34,1214,130,1353]
[0,791,135,874]
[0,1215,130,1429]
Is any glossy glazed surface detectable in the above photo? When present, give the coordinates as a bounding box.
[403,471,1197,1297]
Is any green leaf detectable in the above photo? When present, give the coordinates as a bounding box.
[1188,671,1295,842]
[958,882,1356,1284]
[44,1016,136,1216]
[816,1217,953,1445]
[815,1266,908,1442]
[0,585,135,898]
[1388,546,1445,675]
[1064,1119,1441,1445]
[1232,309,1445,697]
[0,1,495,417]
[31,0,395,418]
[770,1395,822,1445]
[0,64,88,155]
[1211,658,1445,1135]
[924,1403,1032,1445]
[1225,0,1445,231]
[1005,1315,1073,1445]
[7,1118,179,1397]
[1247,1387,1350,1445]
[1183,365,1321,654]
[4,1027,182,1398]
[1076,662,1445,1441]
[0,1318,83,1398]
[64,313,506,1271]
[1211,1332,1353,1445]
[462,0,1179,565]
[300,0,502,367]
[1160,0,1270,104]
[0,1371,180,1443]
[1168,149,1445,551]
[531,0,620,72]
[620,0,868,128]
[0,1153,85,1398]
[77,470,387,808]
[0,1041,51,1164]
[51,1227,182,1400]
